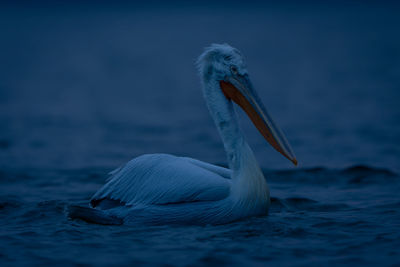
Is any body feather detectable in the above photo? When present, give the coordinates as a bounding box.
[91,154,231,207]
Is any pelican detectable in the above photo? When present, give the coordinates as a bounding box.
[69,44,297,225]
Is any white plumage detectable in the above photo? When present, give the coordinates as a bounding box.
[68,43,296,225]
[92,154,231,207]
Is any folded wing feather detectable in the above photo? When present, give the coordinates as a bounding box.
[91,154,231,208]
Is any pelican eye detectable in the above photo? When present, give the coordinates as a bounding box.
[230,65,238,75]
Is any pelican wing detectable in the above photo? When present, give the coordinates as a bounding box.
[91,154,231,208]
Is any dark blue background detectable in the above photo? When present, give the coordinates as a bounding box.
[0,2,399,266]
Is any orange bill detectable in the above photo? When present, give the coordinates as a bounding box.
[220,77,297,166]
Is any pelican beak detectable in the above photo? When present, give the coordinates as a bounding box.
[220,75,297,166]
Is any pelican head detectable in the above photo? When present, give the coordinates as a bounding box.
[197,43,297,165]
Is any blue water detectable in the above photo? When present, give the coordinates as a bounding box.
[0,2,399,266]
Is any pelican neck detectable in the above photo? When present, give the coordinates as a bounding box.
[203,79,249,172]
